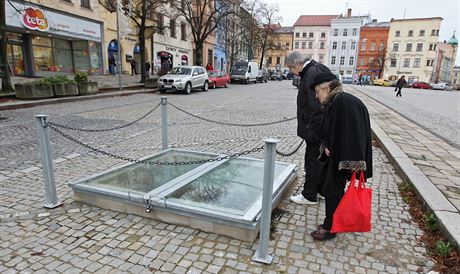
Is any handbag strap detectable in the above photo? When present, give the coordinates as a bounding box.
[358,170,366,190]
[349,171,357,189]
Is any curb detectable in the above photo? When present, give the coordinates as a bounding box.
[0,88,158,111]
[371,118,460,250]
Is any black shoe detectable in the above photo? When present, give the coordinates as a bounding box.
[311,229,337,241]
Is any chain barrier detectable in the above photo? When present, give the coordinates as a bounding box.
[47,102,161,132]
[168,101,297,127]
[48,124,264,165]
[276,140,304,157]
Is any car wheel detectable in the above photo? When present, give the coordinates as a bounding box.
[211,82,216,89]
[184,82,192,94]
[245,78,249,84]
[225,81,229,88]
[202,81,209,91]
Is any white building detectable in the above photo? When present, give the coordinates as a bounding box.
[327,9,370,75]
[293,15,337,64]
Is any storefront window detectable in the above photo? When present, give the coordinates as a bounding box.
[32,36,53,74]
[72,41,90,72]
[89,41,103,74]
[53,39,73,73]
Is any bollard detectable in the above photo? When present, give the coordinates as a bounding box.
[252,138,279,264]
[160,97,168,150]
[35,115,62,209]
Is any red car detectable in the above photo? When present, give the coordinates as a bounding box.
[208,70,230,88]
[411,81,432,89]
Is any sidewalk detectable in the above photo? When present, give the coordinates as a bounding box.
[346,85,460,249]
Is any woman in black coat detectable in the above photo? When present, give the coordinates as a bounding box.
[395,75,407,97]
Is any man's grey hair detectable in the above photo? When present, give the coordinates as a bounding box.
[285,51,311,67]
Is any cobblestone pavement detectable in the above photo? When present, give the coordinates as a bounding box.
[349,85,460,148]
[346,85,460,212]
[0,81,436,273]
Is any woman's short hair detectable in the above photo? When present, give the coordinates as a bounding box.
[329,80,342,91]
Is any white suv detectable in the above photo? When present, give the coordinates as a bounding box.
[158,66,209,94]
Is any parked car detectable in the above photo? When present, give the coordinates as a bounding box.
[372,79,391,87]
[431,82,453,91]
[333,73,342,83]
[282,70,293,80]
[257,68,269,83]
[207,70,230,88]
[342,75,353,84]
[230,60,259,84]
[292,76,300,88]
[158,66,209,94]
[412,81,432,89]
[270,70,282,81]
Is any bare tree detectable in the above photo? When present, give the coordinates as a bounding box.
[255,2,280,69]
[0,0,14,92]
[170,0,238,66]
[99,0,167,83]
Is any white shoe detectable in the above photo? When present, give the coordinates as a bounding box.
[290,194,318,205]
[317,194,325,200]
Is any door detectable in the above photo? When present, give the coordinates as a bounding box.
[192,68,200,87]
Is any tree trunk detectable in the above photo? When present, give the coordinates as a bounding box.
[0,0,14,93]
[139,24,146,83]
[195,41,203,66]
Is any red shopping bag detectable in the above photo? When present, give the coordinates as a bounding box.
[330,171,372,233]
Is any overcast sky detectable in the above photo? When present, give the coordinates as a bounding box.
[264,0,460,64]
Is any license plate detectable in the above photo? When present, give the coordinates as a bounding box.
[164,85,172,88]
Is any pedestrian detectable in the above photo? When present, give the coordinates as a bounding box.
[108,54,116,75]
[285,51,331,205]
[395,75,407,97]
[130,59,137,75]
[146,62,151,76]
[358,74,363,85]
[206,63,213,71]
[309,73,373,240]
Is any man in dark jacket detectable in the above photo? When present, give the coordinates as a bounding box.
[310,73,373,240]
[395,75,407,97]
[285,51,332,205]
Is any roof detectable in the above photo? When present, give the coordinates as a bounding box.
[448,32,458,46]
[274,27,293,34]
[390,17,443,22]
[362,22,390,28]
[294,15,338,26]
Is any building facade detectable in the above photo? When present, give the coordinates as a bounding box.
[263,26,293,71]
[383,17,443,83]
[356,21,389,80]
[5,0,104,77]
[328,10,369,76]
[452,66,460,87]
[293,15,337,64]
[431,33,457,83]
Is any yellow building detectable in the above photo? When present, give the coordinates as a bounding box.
[262,25,293,71]
[383,17,443,83]
[5,0,105,76]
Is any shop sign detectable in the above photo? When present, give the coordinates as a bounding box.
[165,46,190,54]
[22,7,49,31]
[397,71,412,74]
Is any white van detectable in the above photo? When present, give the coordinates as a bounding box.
[230,61,259,84]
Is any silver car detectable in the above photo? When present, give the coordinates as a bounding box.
[158,66,209,94]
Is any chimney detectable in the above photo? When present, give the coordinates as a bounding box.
[347,8,352,17]
[372,19,377,23]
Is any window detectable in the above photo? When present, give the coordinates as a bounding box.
[276,56,281,64]
[416,43,423,52]
[370,42,376,51]
[403,58,410,67]
[419,30,425,36]
[294,42,299,49]
[301,42,306,49]
[158,14,164,34]
[302,32,306,37]
[368,57,374,67]
[393,43,399,51]
[360,58,365,65]
[351,41,356,50]
[181,22,187,40]
[352,28,357,36]
[414,58,421,68]
[361,41,367,51]
[379,42,384,50]
[170,20,176,38]
[406,43,412,52]
[332,42,337,50]
[343,29,348,36]
[390,59,397,67]
[320,41,325,49]
[408,30,413,37]
[436,30,439,36]
[333,29,338,36]
[349,57,354,65]
[267,57,272,64]
[80,0,90,8]
[319,55,324,61]
[426,59,434,66]
[331,56,336,64]
[340,56,345,65]
[339,70,344,75]
[347,70,352,75]
[295,32,300,37]
[395,30,400,37]
[309,32,314,38]
[429,44,433,51]
[285,42,290,49]
[308,41,313,49]
[431,29,436,36]
[321,32,326,38]
[434,44,437,51]
[342,41,346,49]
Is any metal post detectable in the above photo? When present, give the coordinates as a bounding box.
[34,115,62,209]
[160,97,168,150]
[252,138,279,264]
[116,0,122,91]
